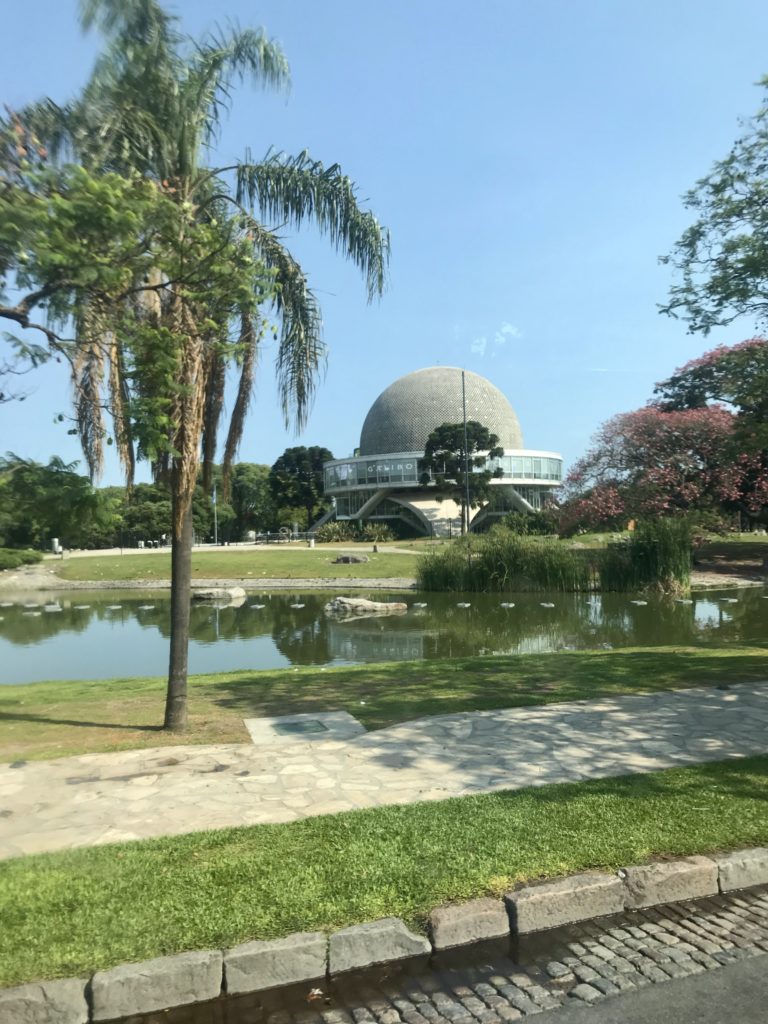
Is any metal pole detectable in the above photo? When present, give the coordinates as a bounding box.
[462,370,471,536]
[213,484,218,546]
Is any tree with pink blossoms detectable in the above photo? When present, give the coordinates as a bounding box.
[655,337,768,438]
[561,404,766,532]
[654,338,768,521]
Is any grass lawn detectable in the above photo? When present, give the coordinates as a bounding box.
[53,547,418,582]
[2,646,766,762]
[41,532,768,584]
[1,755,766,986]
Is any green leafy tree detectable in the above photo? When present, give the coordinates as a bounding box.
[2,0,388,731]
[120,483,172,542]
[662,80,768,334]
[230,463,274,536]
[269,446,334,528]
[0,455,101,549]
[420,422,503,534]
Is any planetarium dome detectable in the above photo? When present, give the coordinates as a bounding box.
[359,366,524,456]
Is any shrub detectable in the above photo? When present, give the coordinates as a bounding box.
[313,521,354,543]
[502,510,559,536]
[0,548,43,571]
[314,521,395,544]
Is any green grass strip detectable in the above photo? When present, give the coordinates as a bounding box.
[1,756,767,987]
[53,548,418,581]
[2,646,767,761]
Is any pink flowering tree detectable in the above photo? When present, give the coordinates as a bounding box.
[655,338,768,520]
[560,404,764,532]
[655,338,768,426]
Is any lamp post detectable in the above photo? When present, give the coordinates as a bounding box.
[212,484,218,546]
[462,370,471,536]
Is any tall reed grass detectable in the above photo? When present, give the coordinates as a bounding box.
[416,519,693,594]
[416,530,592,592]
[599,518,692,593]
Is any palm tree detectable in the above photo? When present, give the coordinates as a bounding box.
[25,0,389,730]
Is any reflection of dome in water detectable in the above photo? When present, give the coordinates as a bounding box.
[359,367,524,455]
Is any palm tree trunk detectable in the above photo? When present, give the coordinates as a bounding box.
[164,486,193,731]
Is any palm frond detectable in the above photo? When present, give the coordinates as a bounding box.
[11,99,75,164]
[79,0,180,48]
[222,312,259,492]
[108,339,136,487]
[236,151,390,301]
[201,340,227,489]
[188,26,289,129]
[248,223,325,432]
[166,297,208,534]
[72,306,106,481]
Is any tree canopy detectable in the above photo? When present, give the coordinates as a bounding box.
[661,80,768,334]
[561,405,762,530]
[420,421,503,534]
[0,454,106,549]
[269,445,334,529]
[655,338,768,436]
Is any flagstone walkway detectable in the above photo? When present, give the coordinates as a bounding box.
[1,681,767,859]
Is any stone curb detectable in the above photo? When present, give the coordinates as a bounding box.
[3,847,767,1020]
[619,855,718,910]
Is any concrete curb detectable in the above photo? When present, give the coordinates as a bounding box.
[3,847,767,1022]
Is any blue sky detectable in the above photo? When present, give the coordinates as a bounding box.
[3,0,768,484]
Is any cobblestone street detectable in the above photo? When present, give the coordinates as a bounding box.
[131,886,768,1023]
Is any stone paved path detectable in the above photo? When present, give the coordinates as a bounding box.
[127,886,768,1023]
[1,681,767,859]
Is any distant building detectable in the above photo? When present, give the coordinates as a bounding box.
[322,366,562,536]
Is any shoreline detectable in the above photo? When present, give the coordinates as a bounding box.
[0,564,762,594]
[0,564,417,592]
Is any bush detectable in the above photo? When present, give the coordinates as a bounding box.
[599,518,692,593]
[313,521,396,544]
[0,548,43,571]
[502,510,559,536]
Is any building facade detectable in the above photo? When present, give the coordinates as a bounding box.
[323,366,562,536]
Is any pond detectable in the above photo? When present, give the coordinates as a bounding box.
[1,586,766,685]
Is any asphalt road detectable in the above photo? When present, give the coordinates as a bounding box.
[535,952,768,1024]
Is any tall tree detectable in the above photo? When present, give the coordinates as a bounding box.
[662,79,768,334]
[654,338,768,522]
[420,421,503,534]
[2,0,389,730]
[655,338,768,436]
[0,455,102,549]
[560,405,764,531]
[269,445,334,529]
[230,463,274,536]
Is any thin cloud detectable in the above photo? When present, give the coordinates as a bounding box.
[471,321,522,358]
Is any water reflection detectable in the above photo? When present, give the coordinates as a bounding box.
[0,587,766,685]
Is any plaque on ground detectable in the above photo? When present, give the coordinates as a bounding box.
[243,711,366,746]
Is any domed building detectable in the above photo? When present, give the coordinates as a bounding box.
[322,367,562,536]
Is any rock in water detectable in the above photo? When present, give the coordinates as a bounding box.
[324,596,407,619]
[191,586,247,605]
